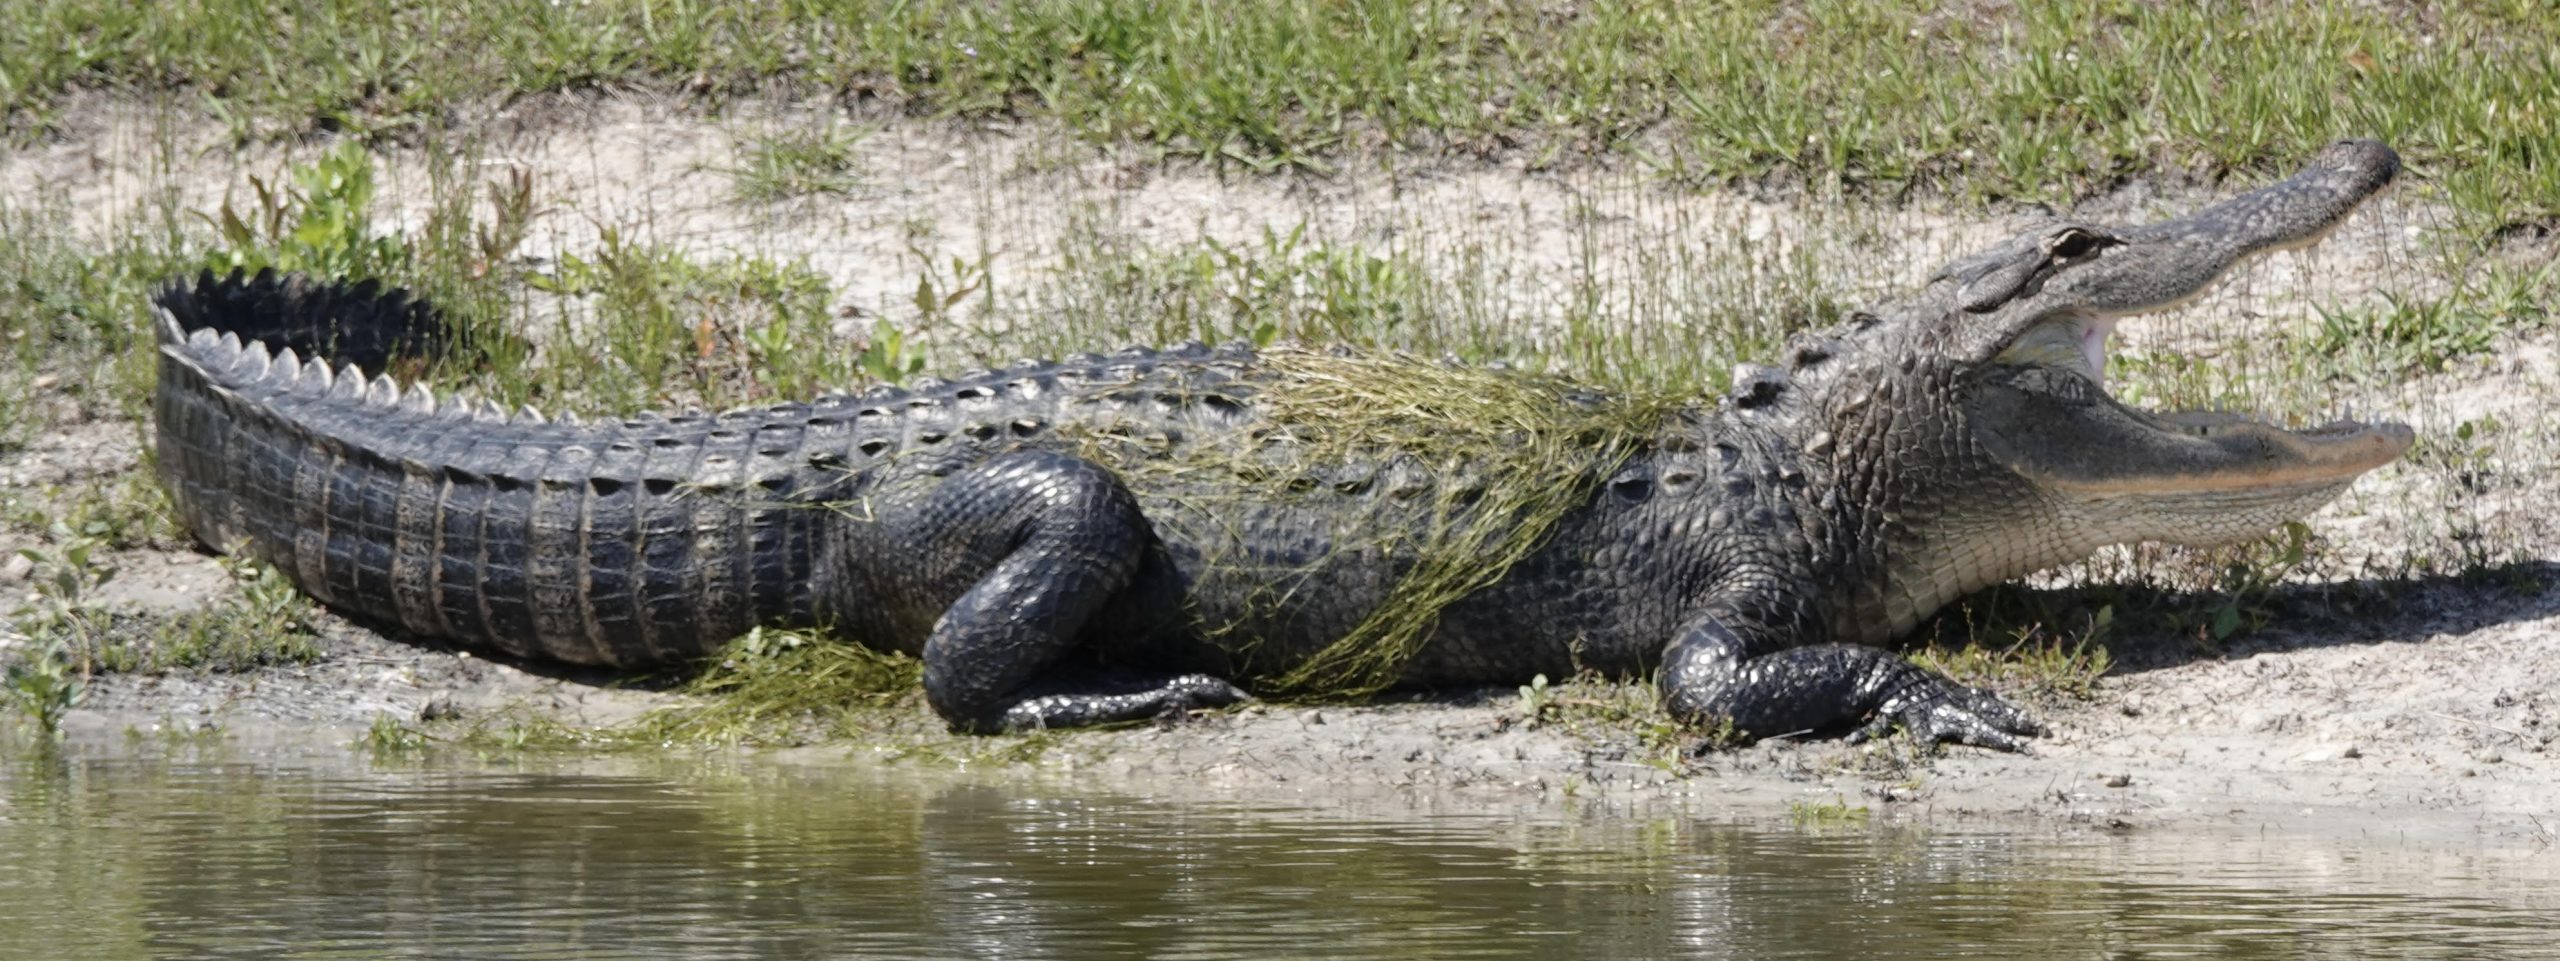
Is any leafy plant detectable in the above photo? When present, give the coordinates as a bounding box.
[3,648,84,738]
[359,713,430,755]
[1516,673,1557,724]
[202,140,409,281]
[2,540,109,737]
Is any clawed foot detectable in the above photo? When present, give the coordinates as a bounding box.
[1847,672,2042,752]
[996,673,1249,732]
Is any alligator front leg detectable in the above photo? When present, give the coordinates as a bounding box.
[909,450,1245,733]
[1658,615,2041,751]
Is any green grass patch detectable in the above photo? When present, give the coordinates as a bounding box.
[1911,606,2116,701]
[0,203,193,428]
[2305,260,2556,377]
[521,231,867,411]
[621,627,923,745]
[354,628,926,755]
[1009,208,1847,397]
[1516,670,1698,770]
[726,126,868,203]
[364,628,1081,764]
[4,1,2554,227]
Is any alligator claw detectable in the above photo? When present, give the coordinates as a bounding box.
[997,673,1249,732]
[1848,674,2042,752]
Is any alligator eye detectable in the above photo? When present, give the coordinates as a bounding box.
[2045,228,2111,260]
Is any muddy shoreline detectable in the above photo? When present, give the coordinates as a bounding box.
[43,559,2560,848]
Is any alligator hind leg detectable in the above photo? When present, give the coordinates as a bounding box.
[1658,614,2041,751]
[909,450,1244,733]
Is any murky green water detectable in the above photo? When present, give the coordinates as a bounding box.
[2,735,2554,960]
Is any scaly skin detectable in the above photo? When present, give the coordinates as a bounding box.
[153,140,2411,745]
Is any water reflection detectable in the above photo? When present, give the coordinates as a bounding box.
[1,739,2553,960]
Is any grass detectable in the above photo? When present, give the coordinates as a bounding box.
[1910,606,2117,700]
[726,126,867,203]
[620,627,922,746]
[357,628,921,754]
[355,628,1075,763]
[1518,669,1704,769]
[2304,260,2555,377]
[2,1,2555,229]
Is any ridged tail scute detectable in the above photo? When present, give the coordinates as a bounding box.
[154,268,458,376]
[153,269,810,670]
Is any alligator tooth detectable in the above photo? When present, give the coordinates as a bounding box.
[217,331,245,355]
[366,373,401,406]
[400,382,438,415]
[183,324,220,350]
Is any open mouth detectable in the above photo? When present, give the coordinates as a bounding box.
[2039,319,2415,496]
[1963,139,2412,501]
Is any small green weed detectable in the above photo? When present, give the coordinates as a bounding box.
[1787,796,1871,828]
[142,557,322,672]
[1914,606,2115,700]
[2183,521,2319,649]
[903,243,990,341]
[728,127,867,203]
[1516,673,1557,724]
[1021,223,1427,354]
[3,647,85,739]
[1521,669,1692,772]
[2,539,110,737]
[358,713,430,755]
[30,472,177,551]
[524,230,866,410]
[454,714,601,754]
[203,140,410,282]
[8,538,115,668]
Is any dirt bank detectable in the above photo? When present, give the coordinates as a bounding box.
[6,96,2556,845]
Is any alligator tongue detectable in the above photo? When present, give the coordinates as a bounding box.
[2082,318,2115,391]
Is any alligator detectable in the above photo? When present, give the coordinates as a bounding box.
[151,139,2410,748]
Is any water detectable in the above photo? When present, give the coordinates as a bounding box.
[2,735,2555,960]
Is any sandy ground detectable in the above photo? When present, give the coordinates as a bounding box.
[4,95,2556,846]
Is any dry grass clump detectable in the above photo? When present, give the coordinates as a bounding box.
[1078,346,1694,698]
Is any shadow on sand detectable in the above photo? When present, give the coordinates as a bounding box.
[1911,559,2559,677]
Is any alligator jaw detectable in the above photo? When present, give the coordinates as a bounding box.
[1960,138,2413,509]
[1979,317,2415,501]
[2055,407,2416,497]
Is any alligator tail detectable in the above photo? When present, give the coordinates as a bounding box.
[151,269,826,668]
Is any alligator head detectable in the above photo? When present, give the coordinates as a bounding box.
[1947,138,2410,543]
[1802,139,2411,633]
